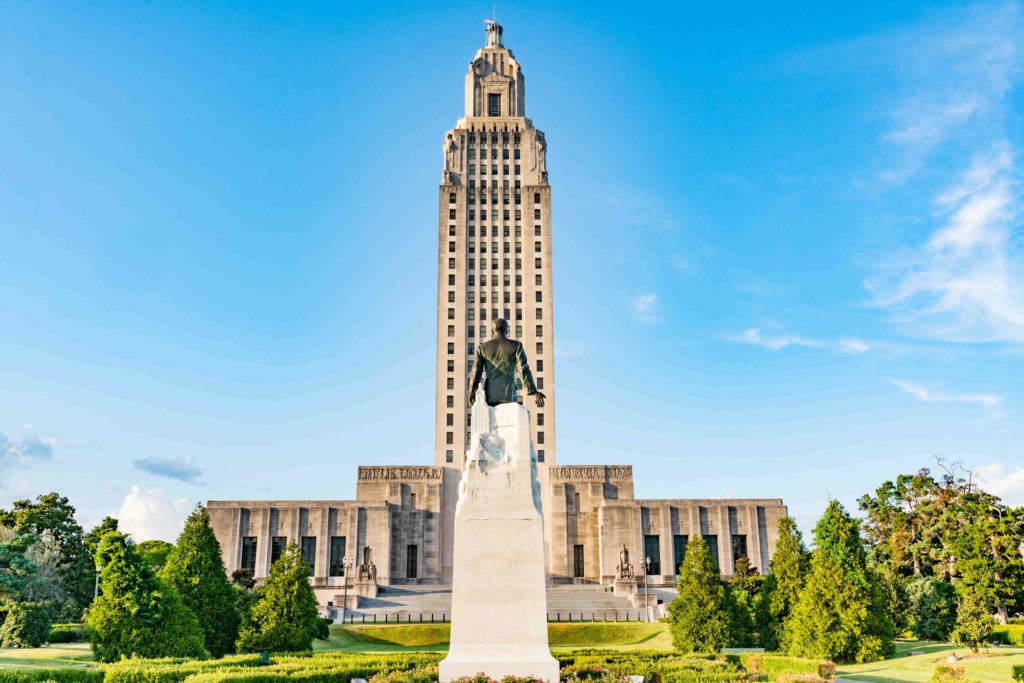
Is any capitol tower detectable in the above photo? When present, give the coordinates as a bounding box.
[433,21,557,580]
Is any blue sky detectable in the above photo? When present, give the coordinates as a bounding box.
[2,1,1022,541]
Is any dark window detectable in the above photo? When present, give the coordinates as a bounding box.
[537,431,544,444]
[537,413,544,426]
[536,325,543,336]
[271,536,286,565]
[241,537,257,572]
[329,536,346,577]
[447,343,454,354]
[537,449,545,462]
[446,431,453,444]
[732,535,748,566]
[446,395,454,407]
[301,536,316,576]
[534,192,541,203]
[488,93,501,116]
[537,360,543,372]
[445,449,454,463]
[673,535,688,575]
[449,193,456,204]
[573,545,585,578]
[536,291,542,302]
[536,342,543,353]
[449,209,456,219]
[534,209,541,219]
[446,413,453,425]
[703,535,720,569]
[448,274,455,285]
[644,535,661,575]
[407,545,418,578]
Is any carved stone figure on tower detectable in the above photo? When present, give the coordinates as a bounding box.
[469,319,546,407]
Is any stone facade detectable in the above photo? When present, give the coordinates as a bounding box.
[206,22,788,602]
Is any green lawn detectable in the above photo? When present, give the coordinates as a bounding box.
[837,640,1024,683]
[0,643,96,669]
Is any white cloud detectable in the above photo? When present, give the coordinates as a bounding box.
[1,429,54,474]
[730,327,825,351]
[116,486,192,543]
[837,338,873,354]
[630,294,661,322]
[134,455,203,484]
[888,379,1001,409]
[975,462,1024,506]
[864,2,1024,346]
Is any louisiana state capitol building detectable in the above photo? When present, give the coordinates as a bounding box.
[208,23,788,607]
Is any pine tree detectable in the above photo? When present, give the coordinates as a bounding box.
[906,577,957,641]
[784,500,894,663]
[85,532,207,662]
[160,506,240,658]
[765,516,808,650]
[236,541,319,653]
[667,536,732,653]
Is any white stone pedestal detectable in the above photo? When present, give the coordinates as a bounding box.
[439,398,559,683]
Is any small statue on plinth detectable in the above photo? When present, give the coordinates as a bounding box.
[357,546,378,583]
[617,544,634,579]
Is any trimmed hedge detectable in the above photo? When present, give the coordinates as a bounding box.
[992,624,1024,645]
[103,656,263,683]
[740,654,834,682]
[50,623,88,643]
[0,669,104,683]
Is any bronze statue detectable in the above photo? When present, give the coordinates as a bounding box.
[469,319,546,408]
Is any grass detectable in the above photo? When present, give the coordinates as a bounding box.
[0,643,96,669]
[836,639,1024,683]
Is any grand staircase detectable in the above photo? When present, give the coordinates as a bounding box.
[331,584,656,624]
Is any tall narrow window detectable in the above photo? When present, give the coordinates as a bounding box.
[329,536,346,577]
[301,536,316,576]
[407,545,418,578]
[573,545,585,578]
[703,535,720,569]
[271,536,286,565]
[488,93,501,117]
[673,535,688,575]
[644,535,661,575]
[241,537,257,572]
[731,534,749,566]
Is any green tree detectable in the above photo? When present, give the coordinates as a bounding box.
[950,587,993,653]
[858,470,946,578]
[0,602,51,647]
[236,542,319,653]
[1,493,93,619]
[785,500,894,663]
[907,577,957,641]
[84,517,119,560]
[950,491,1024,624]
[763,516,808,650]
[85,532,207,662]
[727,557,762,647]
[160,507,239,657]
[138,540,174,572]
[0,532,39,604]
[667,536,732,653]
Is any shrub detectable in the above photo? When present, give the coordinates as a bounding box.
[907,578,958,642]
[315,617,330,640]
[931,662,965,682]
[740,654,834,681]
[992,624,1024,645]
[103,655,263,683]
[0,669,104,683]
[1011,664,1024,682]
[950,589,992,653]
[49,622,87,643]
[0,602,52,647]
[369,668,439,683]
[775,676,825,683]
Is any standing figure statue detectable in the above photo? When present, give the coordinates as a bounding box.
[617,544,634,579]
[443,133,459,178]
[469,319,546,408]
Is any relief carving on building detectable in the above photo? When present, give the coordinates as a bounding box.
[358,466,443,481]
[549,465,632,481]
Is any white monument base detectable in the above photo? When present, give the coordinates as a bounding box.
[439,398,559,683]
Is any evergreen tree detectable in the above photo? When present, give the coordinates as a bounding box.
[785,500,894,663]
[0,533,39,604]
[765,516,808,650]
[85,532,207,662]
[906,577,957,641]
[950,491,1024,624]
[728,557,762,647]
[950,587,993,653]
[236,542,319,653]
[160,507,239,658]
[138,540,174,572]
[667,536,732,653]
[1,493,93,619]
[84,517,119,560]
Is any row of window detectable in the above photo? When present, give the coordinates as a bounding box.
[448,289,544,304]
[456,241,545,254]
[444,448,546,464]
[240,535,347,577]
[443,324,544,356]
[468,147,520,160]
[448,257,544,271]
[567,535,749,579]
[449,208,542,220]
[448,225,545,239]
